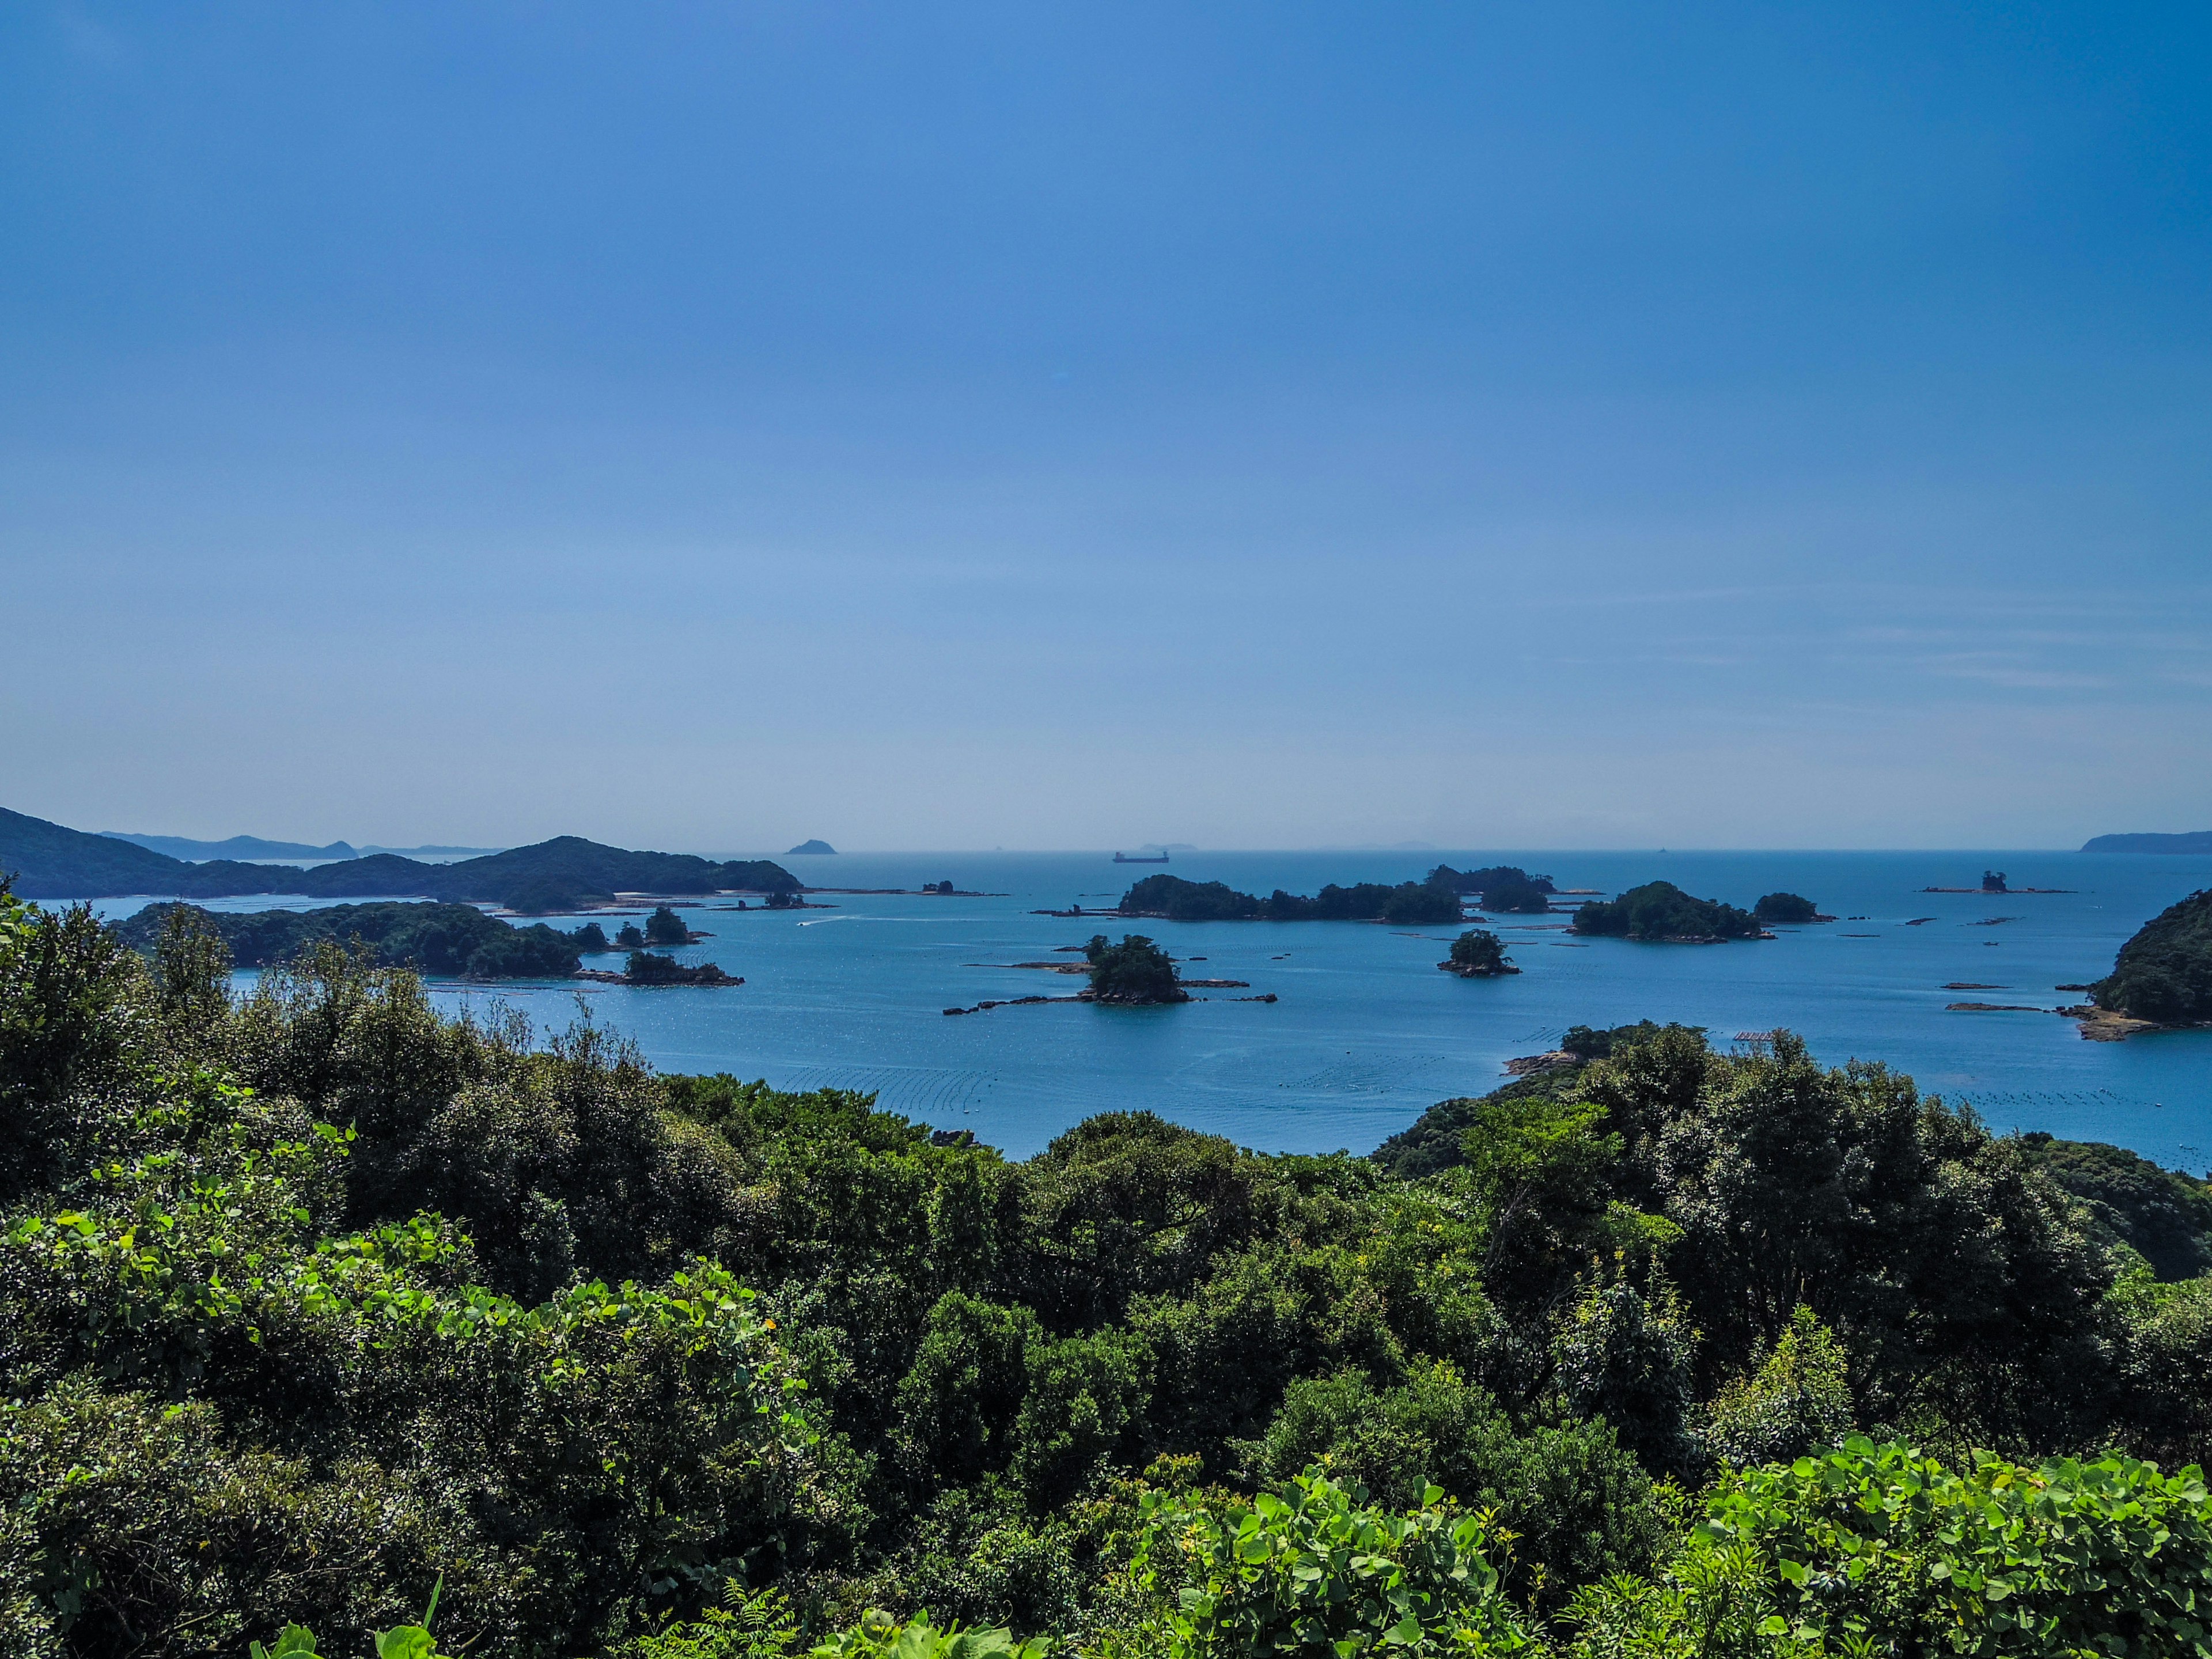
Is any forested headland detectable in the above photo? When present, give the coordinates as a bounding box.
[112,901,599,980]
[2092,887,2212,1027]
[7,890,2212,1658]
[1118,874,1460,926]
[0,805,800,911]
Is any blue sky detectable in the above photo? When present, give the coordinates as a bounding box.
[3,2,2207,850]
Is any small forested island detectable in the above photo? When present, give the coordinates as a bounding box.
[1081,931,1188,1002]
[787,839,838,855]
[1439,928,1518,976]
[2085,887,2212,1029]
[1118,872,1461,925]
[1751,891,1830,925]
[614,949,742,986]
[11,895,2212,1659]
[111,899,594,978]
[1425,863,1555,913]
[1571,879,1767,942]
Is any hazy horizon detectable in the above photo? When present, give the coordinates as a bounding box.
[6,3,2209,848]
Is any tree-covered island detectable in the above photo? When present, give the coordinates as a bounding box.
[1570,880,1767,941]
[1118,873,1460,926]
[1081,933,1188,1003]
[1751,891,1830,925]
[1439,929,1518,976]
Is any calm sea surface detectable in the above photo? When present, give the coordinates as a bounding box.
[76,850,2212,1168]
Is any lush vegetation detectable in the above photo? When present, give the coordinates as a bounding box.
[1569,881,1763,942]
[1750,893,1823,925]
[1082,933,1187,1003]
[6,891,2212,1659]
[0,806,801,910]
[2093,887,2212,1025]
[1441,931,1515,976]
[646,906,696,947]
[112,901,592,979]
[1426,867,1554,915]
[1119,875,1461,926]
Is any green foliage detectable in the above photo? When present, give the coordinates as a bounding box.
[1129,1469,1532,1657]
[1749,894,1821,926]
[1701,1307,1853,1471]
[2014,1129,2212,1279]
[2093,887,2212,1024]
[608,1582,803,1658]
[1082,935,1185,1004]
[1442,932,1513,976]
[1693,1437,2212,1658]
[649,907,695,946]
[1242,1365,1667,1608]
[1570,883,1763,942]
[811,1609,1050,1659]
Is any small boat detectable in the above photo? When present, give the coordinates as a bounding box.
[1112,851,1170,863]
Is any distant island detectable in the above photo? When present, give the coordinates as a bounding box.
[1571,880,1766,942]
[2083,831,2212,855]
[1,805,800,910]
[1116,872,1461,925]
[2085,887,2212,1031]
[110,900,593,979]
[787,839,838,855]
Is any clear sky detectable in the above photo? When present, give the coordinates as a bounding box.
[3,2,2208,851]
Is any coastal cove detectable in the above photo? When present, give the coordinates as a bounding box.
[63,848,2212,1169]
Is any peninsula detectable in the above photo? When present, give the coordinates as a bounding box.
[2078,887,2212,1034]
[1,805,800,909]
[2083,830,2212,854]
[109,900,594,979]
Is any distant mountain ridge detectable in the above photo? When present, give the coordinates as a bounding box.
[104,831,362,862]
[2083,831,2212,854]
[1,806,798,907]
[103,830,509,861]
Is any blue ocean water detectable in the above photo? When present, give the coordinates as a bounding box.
[75,849,2212,1168]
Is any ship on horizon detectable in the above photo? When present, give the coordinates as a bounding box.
[1112,850,1171,863]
